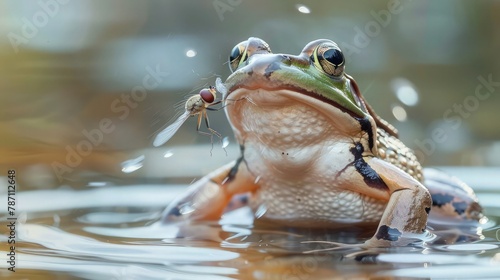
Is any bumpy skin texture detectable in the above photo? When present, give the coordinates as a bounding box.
[162,38,483,247]
[376,129,423,182]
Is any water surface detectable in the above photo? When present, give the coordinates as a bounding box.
[1,172,499,279]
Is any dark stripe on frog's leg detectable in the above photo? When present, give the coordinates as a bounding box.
[350,142,388,190]
[431,193,454,207]
[452,201,468,215]
[433,197,477,216]
[375,225,402,241]
[223,145,246,184]
[424,168,484,222]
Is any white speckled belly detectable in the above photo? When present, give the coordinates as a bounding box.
[229,89,387,227]
[249,178,387,226]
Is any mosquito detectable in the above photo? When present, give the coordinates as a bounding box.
[153,86,224,147]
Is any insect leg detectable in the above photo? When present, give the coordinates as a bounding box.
[205,100,225,111]
[203,110,222,139]
[195,112,213,139]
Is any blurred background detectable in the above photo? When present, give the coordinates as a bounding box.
[1,0,499,190]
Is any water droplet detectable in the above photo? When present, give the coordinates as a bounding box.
[222,137,230,148]
[296,4,311,14]
[121,155,145,173]
[163,150,174,158]
[392,105,407,122]
[185,49,196,57]
[391,78,419,106]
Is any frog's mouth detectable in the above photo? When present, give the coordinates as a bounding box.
[226,85,363,120]
[225,86,367,143]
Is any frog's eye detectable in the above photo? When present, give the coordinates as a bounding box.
[229,41,249,72]
[312,43,345,77]
[229,38,272,73]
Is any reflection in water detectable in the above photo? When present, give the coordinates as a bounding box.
[440,243,498,251]
[382,264,500,279]
[2,253,237,280]
[17,223,239,264]
[1,185,499,279]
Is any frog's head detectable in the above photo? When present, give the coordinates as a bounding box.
[223,37,377,153]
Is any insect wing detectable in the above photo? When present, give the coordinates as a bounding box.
[153,111,190,147]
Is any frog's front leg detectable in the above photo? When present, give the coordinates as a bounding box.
[363,157,432,247]
[162,158,259,222]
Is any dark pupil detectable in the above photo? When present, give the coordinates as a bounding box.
[229,45,242,62]
[323,49,343,66]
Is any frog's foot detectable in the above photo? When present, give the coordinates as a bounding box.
[162,159,259,223]
[163,176,230,222]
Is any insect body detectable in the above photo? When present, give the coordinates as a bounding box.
[153,86,222,147]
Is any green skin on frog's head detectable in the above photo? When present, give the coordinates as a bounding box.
[226,37,367,118]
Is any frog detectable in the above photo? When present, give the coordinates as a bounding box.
[162,37,484,247]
